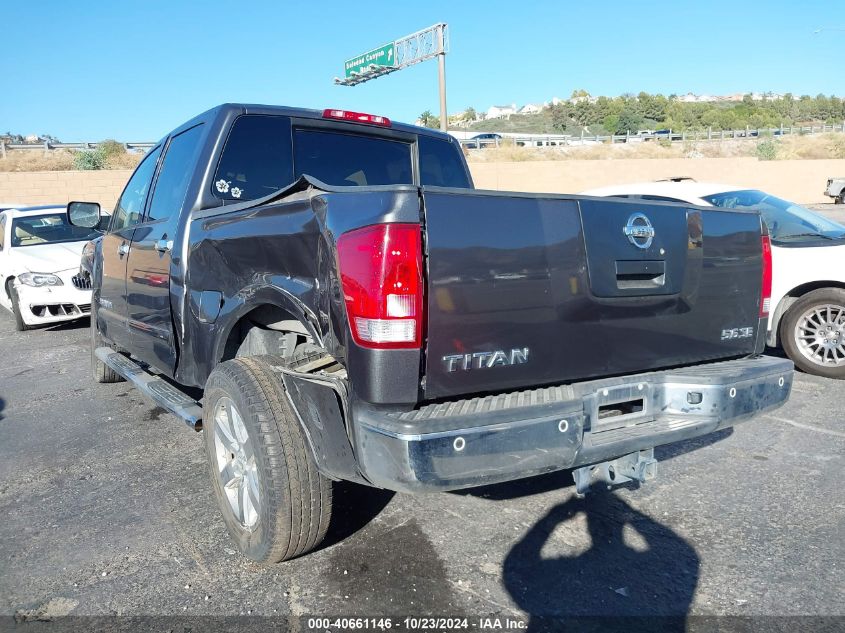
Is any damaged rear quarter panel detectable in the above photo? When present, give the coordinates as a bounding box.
[177,185,423,404]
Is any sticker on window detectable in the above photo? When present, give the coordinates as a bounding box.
[215,179,230,194]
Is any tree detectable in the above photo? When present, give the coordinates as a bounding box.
[463,107,477,123]
[615,108,646,134]
[549,102,574,132]
[418,110,439,129]
[593,96,612,123]
[573,100,595,126]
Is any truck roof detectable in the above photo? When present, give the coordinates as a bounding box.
[172,103,456,145]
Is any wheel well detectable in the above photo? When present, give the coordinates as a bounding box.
[220,304,313,364]
[770,281,845,346]
[4,276,14,299]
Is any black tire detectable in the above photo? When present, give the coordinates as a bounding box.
[8,284,31,331]
[781,288,845,379]
[203,356,332,563]
[91,315,123,383]
[836,193,845,205]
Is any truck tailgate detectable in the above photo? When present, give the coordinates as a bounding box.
[422,189,764,400]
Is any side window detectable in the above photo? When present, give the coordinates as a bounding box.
[214,115,293,202]
[111,146,162,232]
[418,136,471,188]
[0,215,6,250]
[147,124,204,222]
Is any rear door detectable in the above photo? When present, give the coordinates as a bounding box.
[125,124,204,374]
[97,146,162,348]
[422,190,763,400]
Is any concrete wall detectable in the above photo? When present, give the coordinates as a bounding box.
[0,170,133,209]
[1,157,843,208]
[469,157,845,204]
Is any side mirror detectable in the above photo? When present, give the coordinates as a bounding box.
[67,201,101,229]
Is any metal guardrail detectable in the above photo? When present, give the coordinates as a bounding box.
[458,123,845,148]
[0,140,155,157]
[2,123,845,154]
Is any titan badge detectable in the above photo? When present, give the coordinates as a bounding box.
[443,348,530,372]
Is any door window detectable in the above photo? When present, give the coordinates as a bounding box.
[147,125,204,222]
[111,146,162,232]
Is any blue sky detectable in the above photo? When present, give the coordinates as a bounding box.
[2,0,842,140]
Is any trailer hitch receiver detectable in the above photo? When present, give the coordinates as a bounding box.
[573,449,658,495]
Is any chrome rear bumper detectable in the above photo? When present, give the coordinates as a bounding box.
[351,356,793,492]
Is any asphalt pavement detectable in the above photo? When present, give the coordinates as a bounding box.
[1,202,844,630]
[0,314,842,630]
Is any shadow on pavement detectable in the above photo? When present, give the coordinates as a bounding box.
[655,427,732,461]
[320,481,395,549]
[0,396,4,421]
[503,490,699,632]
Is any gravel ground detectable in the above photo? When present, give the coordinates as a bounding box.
[0,205,843,630]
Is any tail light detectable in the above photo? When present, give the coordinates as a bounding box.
[323,109,391,127]
[760,234,772,317]
[337,223,423,349]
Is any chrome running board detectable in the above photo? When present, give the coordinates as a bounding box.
[94,347,202,429]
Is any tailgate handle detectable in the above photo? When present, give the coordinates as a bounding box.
[615,260,665,289]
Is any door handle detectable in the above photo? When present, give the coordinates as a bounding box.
[154,238,173,253]
[117,243,129,257]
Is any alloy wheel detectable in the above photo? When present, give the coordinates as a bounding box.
[212,397,261,529]
[794,303,845,367]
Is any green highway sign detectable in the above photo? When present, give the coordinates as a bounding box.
[344,42,396,78]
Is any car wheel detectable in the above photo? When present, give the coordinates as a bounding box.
[836,192,845,204]
[203,356,333,563]
[91,314,124,383]
[8,283,31,331]
[781,288,845,378]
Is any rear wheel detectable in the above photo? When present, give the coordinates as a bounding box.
[8,283,31,331]
[781,288,845,379]
[203,356,332,563]
[836,192,845,204]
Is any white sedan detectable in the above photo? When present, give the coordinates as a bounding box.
[582,181,845,378]
[0,205,103,330]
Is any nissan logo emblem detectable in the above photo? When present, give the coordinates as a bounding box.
[623,213,655,249]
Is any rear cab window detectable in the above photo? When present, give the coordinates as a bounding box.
[212,115,470,202]
[293,129,412,187]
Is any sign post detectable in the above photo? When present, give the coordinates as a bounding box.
[436,27,447,132]
[335,24,449,132]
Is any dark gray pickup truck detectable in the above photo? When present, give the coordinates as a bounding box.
[68,104,793,563]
